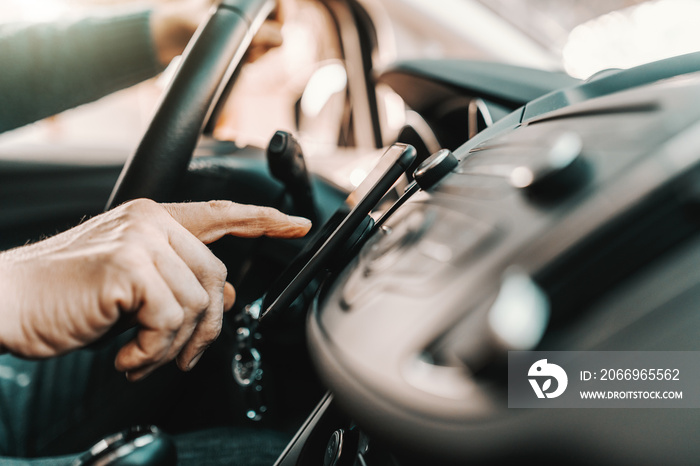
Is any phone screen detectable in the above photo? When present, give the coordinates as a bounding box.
[261,143,416,320]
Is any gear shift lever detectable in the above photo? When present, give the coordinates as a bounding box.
[73,425,175,466]
[266,130,317,223]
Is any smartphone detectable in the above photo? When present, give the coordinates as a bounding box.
[260,143,417,320]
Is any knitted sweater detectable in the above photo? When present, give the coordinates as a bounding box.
[0,10,163,133]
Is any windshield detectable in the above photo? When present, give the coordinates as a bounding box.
[389,0,700,79]
[478,0,700,78]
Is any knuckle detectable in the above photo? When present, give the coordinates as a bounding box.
[164,308,185,332]
[100,280,133,314]
[201,324,222,344]
[206,200,230,215]
[117,202,169,240]
[123,198,159,216]
[201,256,228,284]
[192,288,211,312]
[99,247,146,287]
[254,205,274,218]
[118,344,160,370]
[138,350,162,366]
[212,259,228,280]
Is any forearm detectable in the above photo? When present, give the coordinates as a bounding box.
[0,249,25,356]
[0,242,78,358]
[0,10,163,134]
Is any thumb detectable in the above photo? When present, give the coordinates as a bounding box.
[163,201,312,244]
[224,281,236,311]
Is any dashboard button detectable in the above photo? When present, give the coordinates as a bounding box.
[509,131,590,200]
[458,131,590,201]
[414,149,459,190]
[324,429,343,466]
[323,429,359,466]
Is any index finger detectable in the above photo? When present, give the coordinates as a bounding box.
[162,201,312,244]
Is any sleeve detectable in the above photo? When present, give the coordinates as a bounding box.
[0,9,165,134]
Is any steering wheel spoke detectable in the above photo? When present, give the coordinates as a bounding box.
[107,0,276,209]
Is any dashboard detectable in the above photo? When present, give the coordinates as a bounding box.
[305,70,700,464]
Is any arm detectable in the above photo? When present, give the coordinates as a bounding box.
[0,10,163,133]
[0,1,283,134]
[0,199,311,381]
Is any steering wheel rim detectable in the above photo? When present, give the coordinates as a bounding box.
[106,0,276,210]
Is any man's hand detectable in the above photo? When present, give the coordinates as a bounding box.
[0,199,311,381]
[150,0,284,67]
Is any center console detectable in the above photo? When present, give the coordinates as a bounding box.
[278,68,700,465]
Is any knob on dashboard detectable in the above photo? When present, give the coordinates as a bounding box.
[509,131,590,200]
[323,428,360,466]
[413,149,458,191]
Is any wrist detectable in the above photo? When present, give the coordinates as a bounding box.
[150,3,207,67]
[149,8,176,67]
[0,251,19,355]
[0,245,48,357]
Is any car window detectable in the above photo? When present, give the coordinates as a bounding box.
[387,0,700,79]
[480,0,700,78]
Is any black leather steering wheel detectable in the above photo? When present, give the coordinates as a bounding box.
[106,0,275,210]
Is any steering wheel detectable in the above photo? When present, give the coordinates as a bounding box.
[106,0,276,210]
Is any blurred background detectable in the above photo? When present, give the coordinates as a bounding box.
[0,0,696,164]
